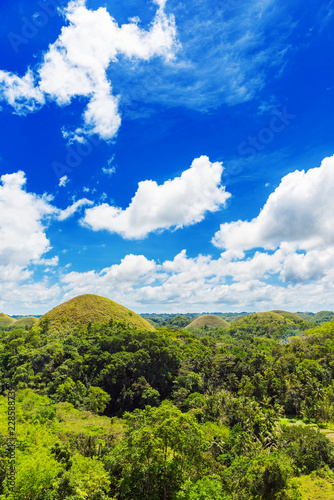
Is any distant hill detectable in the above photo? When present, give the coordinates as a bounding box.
[295,312,315,322]
[229,311,310,339]
[0,313,16,327]
[231,311,283,328]
[160,315,193,329]
[233,311,307,326]
[0,313,38,329]
[185,314,229,331]
[36,294,155,333]
[15,316,39,328]
[273,310,334,325]
[221,312,250,323]
[270,310,307,323]
[313,311,334,324]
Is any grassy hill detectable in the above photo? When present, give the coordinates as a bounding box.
[271,310,305,322]
[232,311,286,324]
[15,316,39,328]
[229,311,309,339]
[185,314,229,330]
[0,314,39,329]
[0,313,16,327]
[36,294,155,333]
[313,310,334,324]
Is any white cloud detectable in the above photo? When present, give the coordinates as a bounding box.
[0,0,177,141]
[102,157,116,175]
[1,279,61,314]
[0,69,45,114]
[62,254,157,302]
[38,256,60,267]
[58,198,93,221]
[83,155,230,238]
[59,175,69,187]
[0,171,56,267]
[0,171,61,314]
[57,247,334,313]
[213,155,334,252]
[102,166,116,176]
[280,247,334,284]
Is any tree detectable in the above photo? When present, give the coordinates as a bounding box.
[107,401,205,500]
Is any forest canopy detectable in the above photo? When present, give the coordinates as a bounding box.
[1,297,334,498]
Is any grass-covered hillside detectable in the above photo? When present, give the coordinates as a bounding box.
[0,313,38,330]
[35,294,155,334]
[185,314,229,330]
[0,313,15,327]
[13,317,38,328]
[228,311,310,339]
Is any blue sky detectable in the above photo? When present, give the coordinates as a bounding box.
[1,0,334,315]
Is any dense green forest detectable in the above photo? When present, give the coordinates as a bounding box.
[2,296,334,499]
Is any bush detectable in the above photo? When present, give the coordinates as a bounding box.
[282,425,334,473]
[222,451,299,499]
[177,476,232,500]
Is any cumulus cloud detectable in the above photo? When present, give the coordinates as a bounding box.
[57,246,334,312]
[0,70,45,114]
[280,247,334,284]
[0,171,61,313]
[83,156,230,238]
[213,155,334,252]
[0,0,177,141]
[2,279,61,314]
[0,171,56,267]
[62,254,157,302]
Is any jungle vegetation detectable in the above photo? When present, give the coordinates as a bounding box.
[1,295,334,499]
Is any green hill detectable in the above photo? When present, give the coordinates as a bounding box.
[295,312,315,322]
[185,314,229,330]
[270,310,309,328]
[0,313,16,327]
[15,316,39,328]
[313,311,334,324]
[271,310,304,322]
[36,294,155,334]
[229,311,309,339]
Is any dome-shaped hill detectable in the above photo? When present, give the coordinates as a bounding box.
[232,311,288,325]
[185,314,229,330]
[271,310,304,322]
[37,294,155,333]
[313,311,334,324]
[0,313,16,327]
[230,311,309,339]
[15,316,39,328]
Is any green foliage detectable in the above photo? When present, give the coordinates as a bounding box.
[227,311,309,340]
[86,386,111,414]
[106,401,206,500]
[222,452,298,499]
[176,476,231,500]
[13,448,62,499]
[282,425,334,474]
[3,305,334,498]
[0,434,8,495]
[160,315,193,329]
[313,311,334,324]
